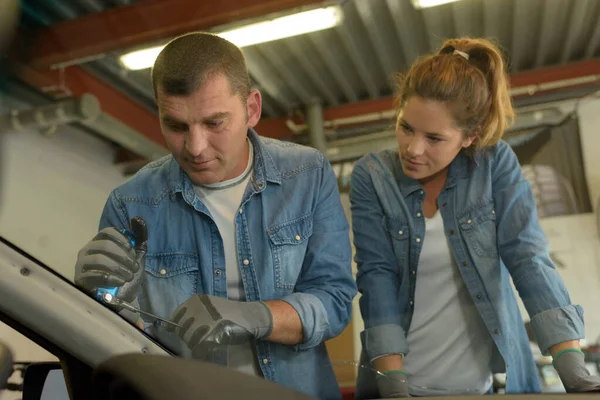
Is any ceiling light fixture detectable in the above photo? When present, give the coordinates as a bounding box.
[120,5,343,71]
[411,0,462,9]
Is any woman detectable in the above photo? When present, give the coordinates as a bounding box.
[350,37,600,398]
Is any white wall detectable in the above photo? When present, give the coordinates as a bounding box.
[578,98,600,212]
[0,123,125,399]
[514,213,600,345]
[0,126,125,279]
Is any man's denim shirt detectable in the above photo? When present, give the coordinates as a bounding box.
[98,129,357,400]
[350,140,585,394]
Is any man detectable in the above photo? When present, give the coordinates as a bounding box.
[74,32,356,400]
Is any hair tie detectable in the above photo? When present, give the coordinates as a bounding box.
[453,49,469,60]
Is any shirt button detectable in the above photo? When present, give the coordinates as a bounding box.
[462,261,467,267]
[494,329,500,335]
[262,358,269,365]
[409,300,414,305]
[239,209,243,214]
[448,230,454,236]
[492,210,496,215]
[258,182,264,189]
[415,238,421,243]
[442,202,447,207]
[159,269,166,275]
[243,259,249,266]
[398,230,403,235]
[476,293,482,300]
[412,270,416,275]
[215,269,221,276]
[416,212,422,217]
[467,219,472,224]
[295,235,301,241]
[420,190,424,195]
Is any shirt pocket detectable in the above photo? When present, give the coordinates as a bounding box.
[267,214,313,289]
[140,253,200,318]
[384,216,410,268]
[458,201,498,260]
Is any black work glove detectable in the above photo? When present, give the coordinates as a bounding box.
[74,217,147,304]
[377,370,410,398]
[554,349,600,393]
[167,294,273,359]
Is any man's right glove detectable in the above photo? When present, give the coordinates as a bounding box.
[166,294,273,359]
[74,217,147,304]
[377,370,410,398]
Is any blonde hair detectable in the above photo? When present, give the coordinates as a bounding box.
[395,38,514,151]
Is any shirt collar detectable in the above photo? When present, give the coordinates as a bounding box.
[170,128,282,198]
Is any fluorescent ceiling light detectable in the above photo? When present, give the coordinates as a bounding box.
[120,6,343,71]
[411,0,462,9]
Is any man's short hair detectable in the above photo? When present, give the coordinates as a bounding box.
[151,32,251,103]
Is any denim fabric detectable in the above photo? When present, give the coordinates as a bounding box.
[99,129,357,400]
[350,140,584,396]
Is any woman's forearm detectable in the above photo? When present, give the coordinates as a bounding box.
[550,339,581,356]
[373,354,404,372]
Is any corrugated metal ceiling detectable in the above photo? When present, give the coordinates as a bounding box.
[19,0,600,118]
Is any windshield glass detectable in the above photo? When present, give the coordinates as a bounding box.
[2,0,600,398]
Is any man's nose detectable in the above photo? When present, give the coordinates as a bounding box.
[407,135,425,156]
[185,126,208,157]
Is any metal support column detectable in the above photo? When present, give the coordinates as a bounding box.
[307,100,327,153]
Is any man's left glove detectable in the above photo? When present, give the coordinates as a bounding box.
[553,349,600,393]
[167,294,273,357]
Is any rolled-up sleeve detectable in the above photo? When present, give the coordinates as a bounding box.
[529,305,585,355]
[351,158,408,360]
[361,324,408,358]
[492,141,585,355]
[284,154,357,351]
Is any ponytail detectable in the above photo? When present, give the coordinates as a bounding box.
[395,37,514,151]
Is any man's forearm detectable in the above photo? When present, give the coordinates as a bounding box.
[550,340,580,356]
[264,300,304,345]
[373,354,404,373]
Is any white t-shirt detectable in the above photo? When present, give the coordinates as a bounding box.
[193,139,262,377]
[402,211,494,396]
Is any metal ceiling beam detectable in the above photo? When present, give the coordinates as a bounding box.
[534,0,563,68]
[336,23,379,99]
[14,63,167,147]
[451,0,482,39]
[386,0,427,68]
[353,0,397,83]
[20,0,328,68]
[308,34,359,103]
[257,44,315,106]
[483,0,512,50]
[254,58,600,138]
[14,55,600,154]
[560,0,594,64]
[243,48,296,112]
[509,59,600,88]
[511,0,539,73]
[284,38,340,106]
[585,4,600,58]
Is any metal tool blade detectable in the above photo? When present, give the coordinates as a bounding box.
[101,292,182,329]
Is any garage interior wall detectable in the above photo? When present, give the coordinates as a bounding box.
[578,98,600,212]
[0,114,125,399]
